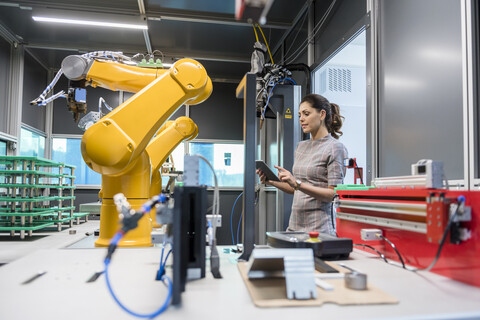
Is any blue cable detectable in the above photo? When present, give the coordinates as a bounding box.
[104,259,172,319]
[262,78,296,120]
[284,77,297,85]
[104,231,172,318]
[156,248,172,281]
[237,209,244,246]
[230,192,244,245]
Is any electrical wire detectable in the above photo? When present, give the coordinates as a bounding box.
[284,0,337,64]
[378,234,405,269]
[104,232,172,319]
[353,244,388,263]
[237,207,244,246]
[413,196,465,272]
[261,78,293,120]
[283,1,311,57]
[255,23,274,64]
[104,260,172,319]
[252,24,259,42]
[230,192,244,245]
[193,154,219,241]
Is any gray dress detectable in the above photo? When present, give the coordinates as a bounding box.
[287,134,347,235]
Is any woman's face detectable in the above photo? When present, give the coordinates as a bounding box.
[298,101,326,134]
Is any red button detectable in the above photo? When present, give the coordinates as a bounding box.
[309,231,319,238]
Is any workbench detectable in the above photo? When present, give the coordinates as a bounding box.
[0,236,479,319]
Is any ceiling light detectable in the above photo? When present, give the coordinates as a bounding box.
[32,16,147,30]
[32,8,147,30]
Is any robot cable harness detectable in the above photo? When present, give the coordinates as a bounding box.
[103,193,172,319]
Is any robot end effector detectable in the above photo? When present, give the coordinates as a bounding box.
[29,55,91,122]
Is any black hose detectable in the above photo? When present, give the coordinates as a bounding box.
[284,63,311,93]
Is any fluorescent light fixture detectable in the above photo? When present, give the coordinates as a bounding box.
[32,8,147,30]
[32,16,147,30]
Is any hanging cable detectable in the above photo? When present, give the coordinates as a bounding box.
[283,2,311,57]
[237,208,244,246]
[377,234,405,269]
[284,0,337,64]
[262,78,294,120]
[353,244,388,264]
[255,23,274,64]
[252,24,259,42]
[230,192,244,245]
[413,196,465,272]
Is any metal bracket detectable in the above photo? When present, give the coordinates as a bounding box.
[247,248,317,300]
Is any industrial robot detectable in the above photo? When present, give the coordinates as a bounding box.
[33,52,212,247]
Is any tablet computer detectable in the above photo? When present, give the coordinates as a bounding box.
[255,160,280,182]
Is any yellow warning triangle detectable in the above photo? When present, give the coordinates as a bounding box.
[285,108,291,114]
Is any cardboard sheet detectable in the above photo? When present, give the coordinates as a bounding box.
[238,261,399,308]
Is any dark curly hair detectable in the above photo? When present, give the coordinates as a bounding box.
[300,93,344,139]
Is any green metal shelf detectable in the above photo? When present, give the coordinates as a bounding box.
[0,156,76,168]
[0,184,76,189]
[0,206,76,216]
[0,221,55,231]
[0,196,76,202]
[0,170,65,177]
[0,156,80,238]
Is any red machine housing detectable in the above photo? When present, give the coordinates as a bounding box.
[336,188,480,287]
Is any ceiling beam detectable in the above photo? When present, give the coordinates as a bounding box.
[137,0,152,54]
[24,42,250,63]
[146,8,290,29]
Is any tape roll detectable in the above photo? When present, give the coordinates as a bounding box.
[344,272,367,290]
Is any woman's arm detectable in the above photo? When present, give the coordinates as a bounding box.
[275,166,336,201]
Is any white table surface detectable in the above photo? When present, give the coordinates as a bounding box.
[1,242,480,320]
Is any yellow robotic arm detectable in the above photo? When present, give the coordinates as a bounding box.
[60,54,212,246]
[147,117,198,227]
[79,58,211,175]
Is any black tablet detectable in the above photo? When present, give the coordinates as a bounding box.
[255,160,280,182]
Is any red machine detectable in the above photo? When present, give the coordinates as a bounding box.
[336,187,480,287]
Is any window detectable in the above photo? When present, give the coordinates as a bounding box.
[313,30,366,185]
[19,127,45,157]
[189,142,244,187]
[52,137,101,185]
[0,140,6,156]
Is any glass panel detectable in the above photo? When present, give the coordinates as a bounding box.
[52,137,101,185]
[313,30,367,185]
[0,140,6,156]
[190,142,245,187]
[19,127,45,157]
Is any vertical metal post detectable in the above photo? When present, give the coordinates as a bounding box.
[45,70,54,159]
[272,85,301,230]
[7,43,24,155]
[236,73,257,261]
[366,0,377,185]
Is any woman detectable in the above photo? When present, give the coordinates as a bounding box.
[257,93,347,235]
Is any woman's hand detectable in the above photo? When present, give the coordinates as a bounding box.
[274,165,296,188]
[256,169,270,185]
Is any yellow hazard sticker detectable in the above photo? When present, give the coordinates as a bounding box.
[285,115,292,119]
[285,108,292,114]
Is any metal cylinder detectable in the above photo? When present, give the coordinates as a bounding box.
[61,55,89,81]
[344,272,367,290]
